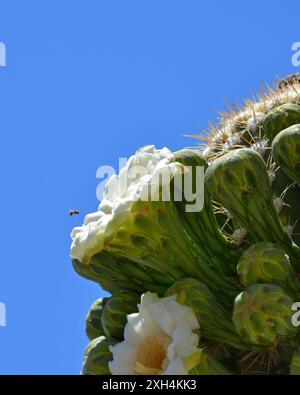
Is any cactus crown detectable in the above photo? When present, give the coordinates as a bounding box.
[197,76,300,250]
[200,75,300,160]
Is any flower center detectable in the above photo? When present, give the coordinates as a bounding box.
[134,335,171,375]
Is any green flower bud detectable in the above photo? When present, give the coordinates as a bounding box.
[263,103,300,141]
[82,336,115,375]
[101,290,140,340]
[86,298,108,341]
[237,242,300,297]
[233,284,297,348]
[272,124,300,187]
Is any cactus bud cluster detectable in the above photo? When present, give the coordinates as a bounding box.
[72,76,300,375]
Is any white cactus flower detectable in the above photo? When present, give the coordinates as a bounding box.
[70,145,183,263]
[108,292,200,375]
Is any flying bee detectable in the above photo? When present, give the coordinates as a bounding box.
[69,209,80,216]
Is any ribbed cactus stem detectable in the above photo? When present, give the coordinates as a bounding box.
[173,149,242,275]
[73,251,172,295]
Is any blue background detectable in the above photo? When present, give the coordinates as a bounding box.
[0,0,299,374]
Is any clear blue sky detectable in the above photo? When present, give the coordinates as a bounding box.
[0,0,299,374]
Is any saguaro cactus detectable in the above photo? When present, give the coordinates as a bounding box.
[72,76,300,375]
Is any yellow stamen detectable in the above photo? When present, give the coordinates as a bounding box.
[134,335,171,375]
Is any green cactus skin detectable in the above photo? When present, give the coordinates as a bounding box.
[272,124,300,187]
[73,236,238,306]
[86,298,109,341]
[290,347,300,375]
[271,168,300,246]
[270,124,300,244]
[82,336,115,375]
[100,152,240,301]
[101,290,140,340]
[166,278,246,350]
[262,104,300,142]
[73,148,240,303]
[186,349,232,375]
[173,149,241,275]
[205,148,300,269]
[73,251,172,296]
[237,242,300,297]
[233,284,297,348]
